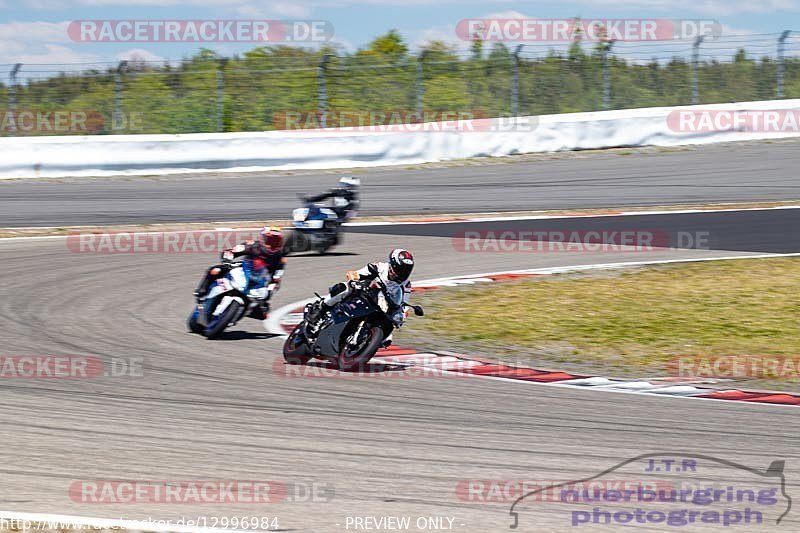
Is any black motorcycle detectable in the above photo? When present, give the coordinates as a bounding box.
[282,265,424,371]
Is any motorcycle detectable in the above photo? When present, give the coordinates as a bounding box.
[283,196,348,255]
[282,264,424,371]
[188,261,275,339]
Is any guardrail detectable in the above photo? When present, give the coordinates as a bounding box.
[1,99,799,179]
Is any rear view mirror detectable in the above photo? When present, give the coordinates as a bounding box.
[367,263,379,276]
[412,305,424,317]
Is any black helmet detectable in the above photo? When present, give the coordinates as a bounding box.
[388,248,414,282]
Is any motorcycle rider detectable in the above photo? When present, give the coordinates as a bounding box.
[302,176,361,222]
[194,226,286,320]
[307,248,414,330]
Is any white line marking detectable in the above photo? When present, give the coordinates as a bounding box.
[436,370,798,408]
[414,253,800,287]
[264,297,315,336]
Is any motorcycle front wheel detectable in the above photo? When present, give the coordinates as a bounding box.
[204,301,241,339]
[187,307,204,334]
[338,322,384,371]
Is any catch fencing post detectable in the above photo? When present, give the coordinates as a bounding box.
[511,44,523,116]
[601,40,615,110]
[317,54,332,128]
[8,63,21,135]
[692,36,705,105]
[114,60,127,134]
[778,30,791,98]
[416,50,429,116]
[216,59,227,132]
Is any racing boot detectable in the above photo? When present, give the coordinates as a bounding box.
[250,299,270,320]
[194,265,225,302]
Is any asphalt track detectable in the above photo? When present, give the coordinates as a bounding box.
[348,208,800,255]
[1,213,798,532]
[1,141,799,531]
[1,140,800,227]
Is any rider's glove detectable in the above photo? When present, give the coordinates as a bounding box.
[221,249,234,261]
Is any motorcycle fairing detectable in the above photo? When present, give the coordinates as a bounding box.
[314,293,378,357]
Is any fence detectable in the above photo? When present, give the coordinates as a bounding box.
[1,32,800,136]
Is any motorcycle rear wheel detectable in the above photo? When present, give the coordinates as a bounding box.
[283,230,308,255]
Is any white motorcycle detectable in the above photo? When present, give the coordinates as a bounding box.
[188,261,275,339]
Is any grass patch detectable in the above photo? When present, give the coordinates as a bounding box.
[405,258,800,384]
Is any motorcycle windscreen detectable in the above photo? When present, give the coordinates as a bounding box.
[384,281,404,307]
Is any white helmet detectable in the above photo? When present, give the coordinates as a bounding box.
[339,176,360,189]
[388,248,414,282]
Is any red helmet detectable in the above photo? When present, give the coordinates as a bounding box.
[388,248,414,282]
[260,226,284,252]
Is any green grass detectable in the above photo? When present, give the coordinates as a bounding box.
[405,258,800,379]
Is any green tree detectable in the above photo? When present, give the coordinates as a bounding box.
[364,30,408,58]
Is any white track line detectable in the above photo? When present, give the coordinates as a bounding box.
[439,370,798,408]
[264,297,316,335]
[414,253,800,287]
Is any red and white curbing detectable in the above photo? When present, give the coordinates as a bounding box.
[267,255,800,407]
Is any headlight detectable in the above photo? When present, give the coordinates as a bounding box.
[292,208,309,222]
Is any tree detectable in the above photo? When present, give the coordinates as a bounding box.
[364,30,408,58]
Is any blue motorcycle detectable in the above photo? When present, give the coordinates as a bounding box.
[188,261,274,339]
[283,198,345,255]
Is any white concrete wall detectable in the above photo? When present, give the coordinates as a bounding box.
[2,99,799,179]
